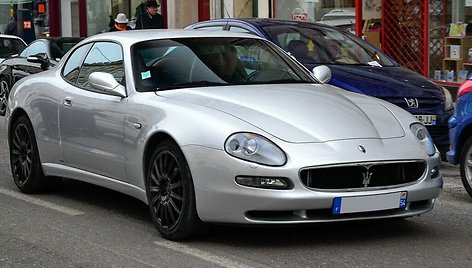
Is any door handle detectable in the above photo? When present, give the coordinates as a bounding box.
[63,97,73,107]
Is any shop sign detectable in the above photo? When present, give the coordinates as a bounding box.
[23,20,32,29]
[38,3,45,13]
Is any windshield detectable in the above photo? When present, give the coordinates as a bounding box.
[262,24,397,67]
[132,37,315,92]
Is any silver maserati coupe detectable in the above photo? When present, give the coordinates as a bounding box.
[5,30,443,240]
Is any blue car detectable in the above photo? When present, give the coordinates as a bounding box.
[447,78,472,197]
[186,18,454,156]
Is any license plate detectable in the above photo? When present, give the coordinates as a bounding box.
[414,115,437,126]
[332,191,407,215]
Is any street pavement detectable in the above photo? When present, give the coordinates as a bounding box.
[1,115,472,267]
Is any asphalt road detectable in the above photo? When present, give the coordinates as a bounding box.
[0,116,471,267]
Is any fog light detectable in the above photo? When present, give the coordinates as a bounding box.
[235,176,292,189]
[431,166,440,178]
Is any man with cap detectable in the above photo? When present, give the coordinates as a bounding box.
[109,13,132,31]
[134,0,166,30]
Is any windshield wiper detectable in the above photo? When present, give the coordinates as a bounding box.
[251,79,313,84]
[156,81,229,90]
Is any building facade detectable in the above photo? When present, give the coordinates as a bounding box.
[2,0,472,81]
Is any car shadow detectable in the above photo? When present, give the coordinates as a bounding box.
[38,178,437,245]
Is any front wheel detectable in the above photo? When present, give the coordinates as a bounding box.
[146,140,203,240]
[9,115,45,193]
[0,77,10,116]
[459,136,472,198]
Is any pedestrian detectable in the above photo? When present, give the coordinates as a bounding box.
[4,13,18,36]
[134,0,165,30]
[109,13,132,32]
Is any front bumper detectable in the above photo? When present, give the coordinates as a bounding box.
[182,138,443,224]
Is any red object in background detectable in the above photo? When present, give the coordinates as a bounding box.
[38,3,45,13]
[49,0,61,36]
[382,0,429,76]
[198,0,210,21]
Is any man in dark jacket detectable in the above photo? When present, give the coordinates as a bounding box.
[5,13,18,36]
[134,0,165,29]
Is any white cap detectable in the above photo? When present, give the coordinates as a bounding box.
[115,13,128,24]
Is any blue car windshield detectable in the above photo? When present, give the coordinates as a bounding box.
[131,37,316,92]
[261,24,397,67]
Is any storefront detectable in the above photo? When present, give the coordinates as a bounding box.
[1,0,50,43]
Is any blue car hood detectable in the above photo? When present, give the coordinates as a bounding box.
[322,65,442,99]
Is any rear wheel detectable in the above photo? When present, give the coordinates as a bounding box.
[146,140,203,240]
[0,77,10,116]
[9,115,45,193]
[459,136,472,198]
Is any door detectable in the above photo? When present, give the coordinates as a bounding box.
[59,41,128,181]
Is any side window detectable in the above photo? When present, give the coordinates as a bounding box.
[20,41,47,57]
[77,42,124,89]
[62,43,92,84]
[228,26,254,35]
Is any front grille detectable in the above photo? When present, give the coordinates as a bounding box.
[382,97,441,110]
[300,161,426,190]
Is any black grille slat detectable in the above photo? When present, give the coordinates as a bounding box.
[300,161,426,190]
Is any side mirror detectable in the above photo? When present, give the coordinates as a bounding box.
[89,72,126,98]
[27,53,50,70]
[312,65,332,84]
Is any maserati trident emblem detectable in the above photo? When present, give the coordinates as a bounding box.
[405,98,419,108]
[358,145,366,153]
[362,171,373,187]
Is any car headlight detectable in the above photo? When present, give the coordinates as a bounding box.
[441,86,454,111]
[225,132,287,166]
[410,123,436,156]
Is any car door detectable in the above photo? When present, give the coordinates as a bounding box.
[11,40,48,83]
[59,41,128,182]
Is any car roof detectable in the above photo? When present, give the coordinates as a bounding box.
[188,18,342,31]
[81,29,266,45]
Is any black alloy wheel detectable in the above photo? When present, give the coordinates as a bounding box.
[0,77,10,116]
[146,140,203,240]
[10,116,45,193]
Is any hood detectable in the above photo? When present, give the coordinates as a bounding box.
[304,64,442,99]
[162,84,405,143]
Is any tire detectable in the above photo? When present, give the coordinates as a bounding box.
[9,115,46,193]
[0,77,10,116]
[459,136,472,198]
[146,140,204,240]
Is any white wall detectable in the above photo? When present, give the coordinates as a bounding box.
[60,0,72,36]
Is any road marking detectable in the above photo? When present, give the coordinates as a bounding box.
[154,241,255,268]
[0,187,84,216]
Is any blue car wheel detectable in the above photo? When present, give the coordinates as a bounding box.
[460,136,472,198]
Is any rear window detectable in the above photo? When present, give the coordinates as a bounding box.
[0,38,26,58]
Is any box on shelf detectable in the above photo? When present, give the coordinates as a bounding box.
[450,45,461,59]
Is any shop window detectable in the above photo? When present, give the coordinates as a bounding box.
[274,0,354,22]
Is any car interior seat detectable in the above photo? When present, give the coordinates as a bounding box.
[286,40,313,64]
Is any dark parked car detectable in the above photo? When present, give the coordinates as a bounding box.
[0,34,27,60]
[186,18,454,156]
[0,37,83,115]
[447,77,472,197]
